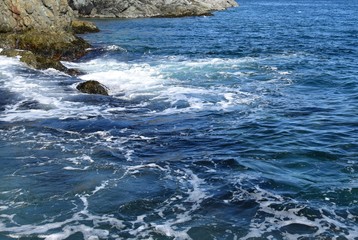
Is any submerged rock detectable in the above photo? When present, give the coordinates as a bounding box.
[77,80,109,96]
[69,0,238,18]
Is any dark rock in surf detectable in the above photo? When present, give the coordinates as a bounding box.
[77,80,109,96]
[66,68,84,76]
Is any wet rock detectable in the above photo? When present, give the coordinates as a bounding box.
[68,0,238,18]
[66,68,84,76]
[72,20,100,34]
[0,49,63,69]
[77,80,109,96]
[0,49,81,76]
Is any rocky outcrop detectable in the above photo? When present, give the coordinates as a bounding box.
[0,0,93,75]
[69,0,238,18]
[0,30,90,60]
[0,0,73,33]
[77,80,109,95]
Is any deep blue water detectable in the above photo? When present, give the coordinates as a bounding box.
[0,0,357,239]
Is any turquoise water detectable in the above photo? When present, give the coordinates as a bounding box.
[0,0,357,239]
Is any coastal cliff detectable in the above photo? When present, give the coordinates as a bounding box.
[0,0,73,33]
[0,0,236,75]
[0,0,92,73]
[68,0,238,18]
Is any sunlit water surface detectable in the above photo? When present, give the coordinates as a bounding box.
[0,0,357,239]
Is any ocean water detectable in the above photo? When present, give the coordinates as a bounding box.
[0,0,357,239]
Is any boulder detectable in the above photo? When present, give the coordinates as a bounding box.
[77,80,109,96]
[72,20,100,34]
[68,0,238,18]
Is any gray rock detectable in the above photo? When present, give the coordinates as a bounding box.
[0,0,74,33]
[68,0,238,18]
[77,80,109,96]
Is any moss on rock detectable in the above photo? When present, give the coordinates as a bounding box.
[0,49,80,75]
[0,30,90,61]
[72,20,99,34]
[0,29,91,74]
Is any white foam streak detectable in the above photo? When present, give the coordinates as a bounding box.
[154,225,192,240]
[0,55,22,67]
[126,163,167,172]
[0,206,9,211]
[141,169,207,240]
[91,180,110,195]
[104,45,127,52]
[63,166,90,171]
[1,218,75,236]
[78,65,165,97]
[42,225,108,240]
[0,179,125,239]
[240,183,358,240]
[1,103,103,122]
[185,170,207,206]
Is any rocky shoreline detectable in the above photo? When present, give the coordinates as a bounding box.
[0,0,237,95]
[0,0,98,75]
[69,0,238,18]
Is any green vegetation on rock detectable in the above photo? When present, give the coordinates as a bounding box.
[72,20,100,34]
[0,30,90,61]
[0,48,81,75]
